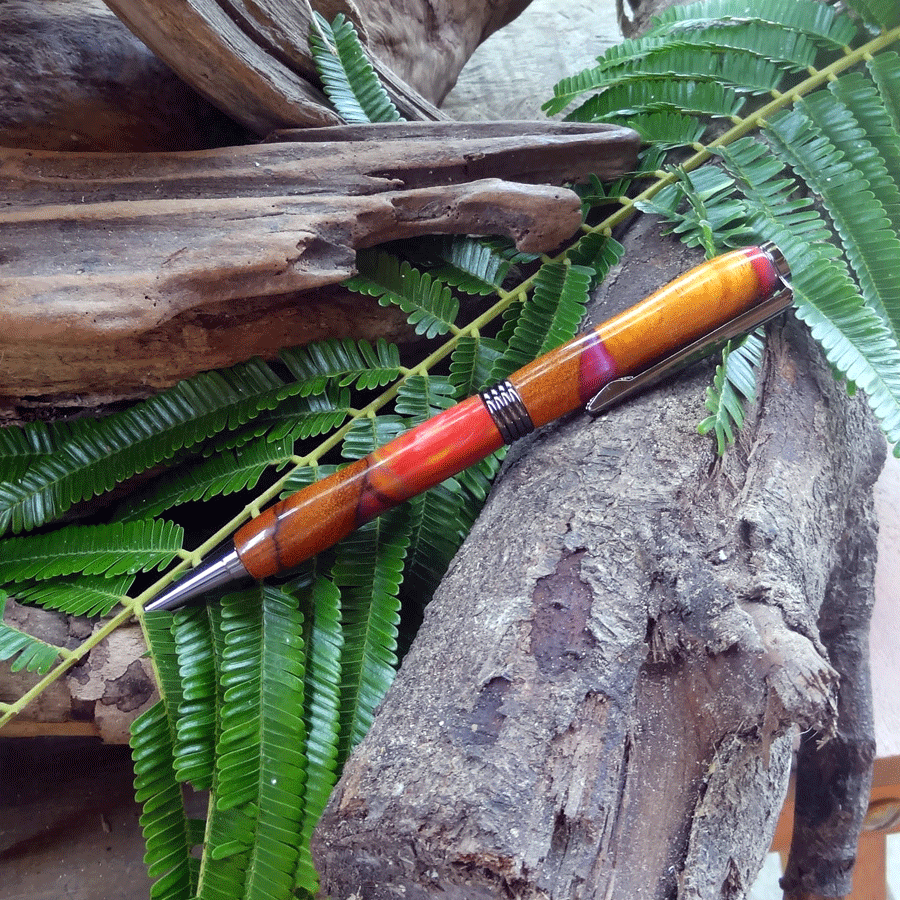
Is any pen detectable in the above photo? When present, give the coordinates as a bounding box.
[145,243,791,611]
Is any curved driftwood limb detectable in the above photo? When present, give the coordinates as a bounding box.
[0,0,248,152]
[0,122,639,403]
[100,0,534,132]
[311,221,885,899]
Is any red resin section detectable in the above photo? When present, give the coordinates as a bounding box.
[236,396,503,579]
[357,396,504,523]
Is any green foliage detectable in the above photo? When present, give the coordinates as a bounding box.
[6,7,900,900]
[308,12,402,124]
[0,590,63,673]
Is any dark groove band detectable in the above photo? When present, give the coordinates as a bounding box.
[479,381,535,445]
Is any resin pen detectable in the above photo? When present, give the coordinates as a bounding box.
[146,243,791,611]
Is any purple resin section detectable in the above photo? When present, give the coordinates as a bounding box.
[578,332,619,403]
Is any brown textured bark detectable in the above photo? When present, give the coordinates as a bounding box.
[100,0,537,133]
[0,122,639,405]
[310,218,885,899]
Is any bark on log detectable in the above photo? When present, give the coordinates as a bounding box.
[0,122,639,404]
[311,220,886,899]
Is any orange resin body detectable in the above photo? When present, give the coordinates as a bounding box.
[234,246,781,580]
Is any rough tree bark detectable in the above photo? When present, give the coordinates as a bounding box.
[311,219,885,899]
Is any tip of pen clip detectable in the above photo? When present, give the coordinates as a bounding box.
[144,547,249,612]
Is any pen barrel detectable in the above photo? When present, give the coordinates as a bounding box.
[234,244,781,580]
[508,244,782,427]
[235,395,505,579]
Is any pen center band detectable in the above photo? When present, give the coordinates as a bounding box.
[479,381,535,445]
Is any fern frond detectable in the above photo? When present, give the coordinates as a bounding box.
[308,12,402,124]
[295,576,343,895]
[117,436,294,522]
[0,420,54,484]
[341,415,408,460]
[565,78,743,124]
[131,700,196,900]
[611,110,707,147]
[280,338,401,391]
[422,237,513,295]
[346,250,460,338]
[331,508,408,763]
[0,359,291,535]
[646,0,858,47]
[868,51,900,132]
[635,167,754,252]
[768,103,900,342]
[843,0,900,30]
[211,587,308,897]
[492,262,593,378]
[0,590,63,673]
[172,606,219,791]
[401,480,475,602]
[698,332,765,453]
[0,519,183,582]
[13,575,133,618]
[394,376,457,423]
[449,335,506,396]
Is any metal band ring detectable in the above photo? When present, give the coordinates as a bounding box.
[479,380,535,445]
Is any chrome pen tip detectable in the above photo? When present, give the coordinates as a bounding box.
[144,547,250,612]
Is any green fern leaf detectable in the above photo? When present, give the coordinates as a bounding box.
[0,359,291,535]
[869,51,900,133]
[636,167,755,252]
[0,590,62,673]
[13,575,134,618]
[646,0,858,47]
[346,250,460,338]
[566,233,625,291]
[768,103,900,342]
[418,236,513,295]
[492,262,593,378]
[262,389,353,442]
[0,519,183,582]
[401,480,475,602]
[131,700,196,900]
[698,332,765,453]
[331,508,408,763]
[308,12,402,124]
[449,335,506,396]
[843,0,900,30]
[394,376,457,423]
[280,338,401,391]
[117,436,294,522]
[294,576,343,895]
[611,110,706,147]
[0,420,54,484]
[172,606,219,791]
[341,415,408,460]
[211,587,308,899]
[565,78,743,124]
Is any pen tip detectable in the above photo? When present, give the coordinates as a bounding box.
[144,547,249,612]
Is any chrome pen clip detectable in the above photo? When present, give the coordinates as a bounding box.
[586,244,793,416]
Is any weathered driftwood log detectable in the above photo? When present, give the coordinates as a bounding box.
[311,219,885,899]
[0,122,639,403]
[0,0,248,152]
[101,0,534,132]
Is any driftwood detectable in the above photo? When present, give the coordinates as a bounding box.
[101,0,533,132]
[0,0,249,152]
[311,218,885,899]
[0,122,639,403]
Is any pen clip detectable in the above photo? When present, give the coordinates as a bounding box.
[586,281,793,416]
